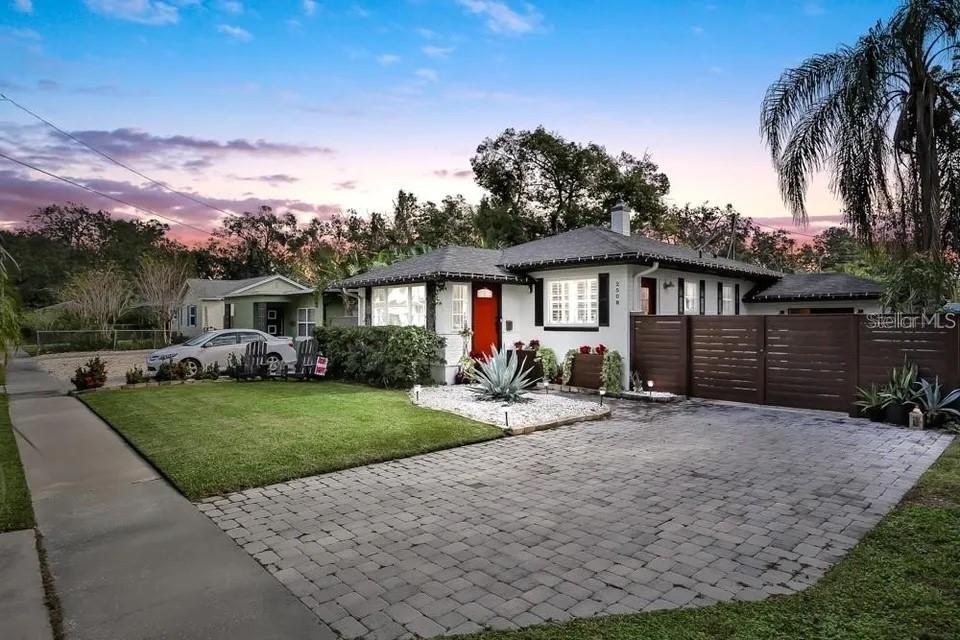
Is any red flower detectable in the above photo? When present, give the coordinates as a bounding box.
[513,340,525,351]
[595,344,608,355]
[528,339,540,350]
[579,345,591,354]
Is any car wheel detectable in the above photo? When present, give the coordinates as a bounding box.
[265,353,283,375]
[181,358,201,378]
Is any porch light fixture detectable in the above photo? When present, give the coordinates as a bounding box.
[413,384,422,402]
[599,387,606,406]
[662,281,675,290]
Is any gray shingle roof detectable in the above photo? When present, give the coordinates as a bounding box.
[187,276,273,300]
[499,227,781,278]
[334,246,523,288]
[746,273,884,302]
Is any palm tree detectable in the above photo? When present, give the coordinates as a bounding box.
[760,0,960,251]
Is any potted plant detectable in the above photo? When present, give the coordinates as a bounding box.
[578,345,591,354]
[880,362,920,425]
[528,339,540,351]
[595,344,608,356]
[513,340,525,351]
[916,377,960,429]
[511,340,543,384]
[854,384,887,422]
[568,346,604,388]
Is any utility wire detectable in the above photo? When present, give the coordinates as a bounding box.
[0,149,216,238]
[0,92,240,220]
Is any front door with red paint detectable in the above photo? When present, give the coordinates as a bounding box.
[471,284,501,357]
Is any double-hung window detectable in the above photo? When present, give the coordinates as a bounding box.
[450,284,468,331]
[297,308,317,336]
[547,278,598,326]
[683,281,698,314]
[188,305,197,327]
[721,284,736,315]
[371,284,427,327]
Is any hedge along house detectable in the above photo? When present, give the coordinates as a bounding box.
[174,275,322,339]
[335,204,884,388]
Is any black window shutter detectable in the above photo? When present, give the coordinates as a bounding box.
[699,280,706,315]
[534,279,544,326]
[425,283,436,331]
[364,287,372,325]
[734,284,741,315]
[598,273,610,326]
[717,282,723,315]
[677,277,685,315]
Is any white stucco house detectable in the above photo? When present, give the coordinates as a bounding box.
[333,205,884,387]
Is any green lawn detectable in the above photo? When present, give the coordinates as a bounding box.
[0,395,35,532]
[471,441,960,640]
[81,381,503,500]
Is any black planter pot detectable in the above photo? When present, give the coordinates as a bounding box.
[926,412,945,430]
[864,407,885,422]
[885,404,911,426]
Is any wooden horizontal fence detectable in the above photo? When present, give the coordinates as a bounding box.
[630,314,960,413]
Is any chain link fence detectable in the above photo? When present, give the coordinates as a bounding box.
[30,329,179,355]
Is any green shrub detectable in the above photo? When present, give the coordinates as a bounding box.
[314,326,444,388]
[71,357,107,390]
[125,365,147,385]
[154,361,187,382]
[561,349,577,384]
[535,347,559,383]
[197,362,221,380]
[601,350,624,394]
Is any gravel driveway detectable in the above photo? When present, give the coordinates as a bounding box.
[200,400,952,639]
[33,350,151,387]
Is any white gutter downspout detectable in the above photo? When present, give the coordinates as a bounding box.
[632,261,659,312]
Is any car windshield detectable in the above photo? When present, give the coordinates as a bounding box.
[182,332,216,346]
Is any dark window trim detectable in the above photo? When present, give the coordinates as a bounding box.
[699,280,706,315]
[677,277,685,315]
[544,326,601,332]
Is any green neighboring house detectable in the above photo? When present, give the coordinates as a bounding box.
[174,275,331,339]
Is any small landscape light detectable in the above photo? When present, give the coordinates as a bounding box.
[413,384,422,402]
[541,379,549,394]
[646,380,654,391]
[599,387,606,406]
[503,407,511,428]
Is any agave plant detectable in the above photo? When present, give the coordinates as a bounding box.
[916,377,960,427]
[855,384,888,418]
[880,362,921,407]
[468,345,536,402]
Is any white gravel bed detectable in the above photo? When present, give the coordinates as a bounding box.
[412,384,607,429]
[34,350,152,387]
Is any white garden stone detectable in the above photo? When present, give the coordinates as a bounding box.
[411,384,607,429]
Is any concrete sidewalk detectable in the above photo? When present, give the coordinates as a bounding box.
[8,358,332,640]
[0,529,52,640]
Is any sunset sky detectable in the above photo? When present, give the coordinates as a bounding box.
[1,0,899,243]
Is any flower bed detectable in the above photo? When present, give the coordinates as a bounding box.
[412,385,608,433]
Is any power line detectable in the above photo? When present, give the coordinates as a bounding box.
[0,92,241,220]
[0,150,216,239]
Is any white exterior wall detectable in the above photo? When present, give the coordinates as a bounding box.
[432,281,472,385]
[201,300,224,331]
[502,265,633,390]
[629,267,756,315]
[743,299,883,315]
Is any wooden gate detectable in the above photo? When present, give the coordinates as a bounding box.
[690,317,763,404]
[629,313,960,413]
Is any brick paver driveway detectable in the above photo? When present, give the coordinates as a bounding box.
[200,400,951,639]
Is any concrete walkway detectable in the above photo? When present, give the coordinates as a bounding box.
[8,357,332,640]
[0,529,52,640]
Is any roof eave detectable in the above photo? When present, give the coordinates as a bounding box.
[499,252,778,279]
[336,271,528,289]
[747,292,883,303]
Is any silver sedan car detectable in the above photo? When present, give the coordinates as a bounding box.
[146,329,297,378]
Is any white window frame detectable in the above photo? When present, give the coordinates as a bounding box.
[451,284,469,332]
[546,277,598,327]
[683,281,698,315]
[721,284,736,315]
[297,307,317,337]
[371,284,427,327]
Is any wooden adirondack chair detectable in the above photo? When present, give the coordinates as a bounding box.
[284,338,319,380]
[239,340,268,380]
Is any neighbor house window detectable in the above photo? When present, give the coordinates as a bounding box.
[451,284,468,331]
[188,305,197,327]
[371,284,427,327]
[683,281,698,314]
[297,308,317,337]
[721,284,736,315]
[548,278,598,326]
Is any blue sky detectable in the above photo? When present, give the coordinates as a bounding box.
[0,0,899,241]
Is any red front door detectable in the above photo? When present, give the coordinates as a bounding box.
[471,283,501,357]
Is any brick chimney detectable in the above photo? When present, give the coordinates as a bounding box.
[611,201,632,236]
